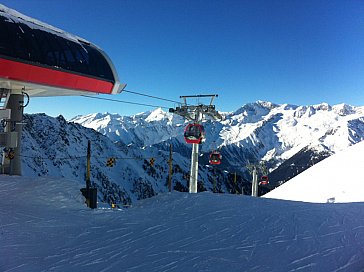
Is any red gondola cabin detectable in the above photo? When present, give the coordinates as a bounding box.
[259,176,269,186]
[184,123,205,144]
[209,151,222,165]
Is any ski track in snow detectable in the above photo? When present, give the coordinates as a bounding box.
[1,177,364,271]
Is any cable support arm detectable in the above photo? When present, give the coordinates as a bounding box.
[180,94,218,99]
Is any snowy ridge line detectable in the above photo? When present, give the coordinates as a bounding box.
[67,100,364,195]
[20,153,165,161]
[20,154,87,161]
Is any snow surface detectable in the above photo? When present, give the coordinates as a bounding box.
[3,104,364,271]
[265,140,364,203]
[1,175,364,271]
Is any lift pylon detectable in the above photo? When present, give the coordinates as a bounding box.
[169,94,221,193]
[1,91,24,175]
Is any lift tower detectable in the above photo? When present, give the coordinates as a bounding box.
[169,94,221,193]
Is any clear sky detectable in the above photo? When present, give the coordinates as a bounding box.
[3,0,364,119]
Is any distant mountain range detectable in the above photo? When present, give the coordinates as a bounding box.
[21,101,364,204]
[71,101,364,180]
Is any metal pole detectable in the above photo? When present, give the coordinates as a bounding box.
[189,143,199,193]
[213,167,216,193]
[3,94,23,175]
[86,140,91,189]
[168,144,173,192]
[82,139,97,209]
[252,167,258,197]
[189,110,202,194]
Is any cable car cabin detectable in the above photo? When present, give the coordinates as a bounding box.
[209,151,222,165]
[259,176,269,186]
[184,123,205,144]
[0,5,124,97]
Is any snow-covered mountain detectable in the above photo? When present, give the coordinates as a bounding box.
[21,114,239,205]
[19,101,364,205]
[71,108,185,146]
[265,140,364,203]
[71,101,364,184]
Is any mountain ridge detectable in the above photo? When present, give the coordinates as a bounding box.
[19,101,364,204]
[70,101,364,177]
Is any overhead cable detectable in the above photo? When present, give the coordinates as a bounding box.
[80,95,170,109]
[123,89,181,105]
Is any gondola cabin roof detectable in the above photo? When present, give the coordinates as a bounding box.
[0,4,124,97]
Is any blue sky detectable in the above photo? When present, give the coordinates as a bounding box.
[3,0,364,119]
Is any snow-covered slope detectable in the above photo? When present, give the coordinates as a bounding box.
[264,140,364,203]
[20,99,364,204]
[22,113,171,204]
[1,175,364,271]
[21,114,237,204]
[71,101,364,183]
[3,104,364,271]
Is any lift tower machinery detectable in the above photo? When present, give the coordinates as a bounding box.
[169,94,222,193]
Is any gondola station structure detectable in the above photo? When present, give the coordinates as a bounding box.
[170,95,222,193]
[0,4,125,177]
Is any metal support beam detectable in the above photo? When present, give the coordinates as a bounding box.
[168,144,173,192]
[251,167,258,197]
[189,143,199,193]
[2,94,24,175]
[80,140,97,209]
[86,140,91,189]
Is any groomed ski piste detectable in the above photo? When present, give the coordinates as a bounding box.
[2,142,364,271]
